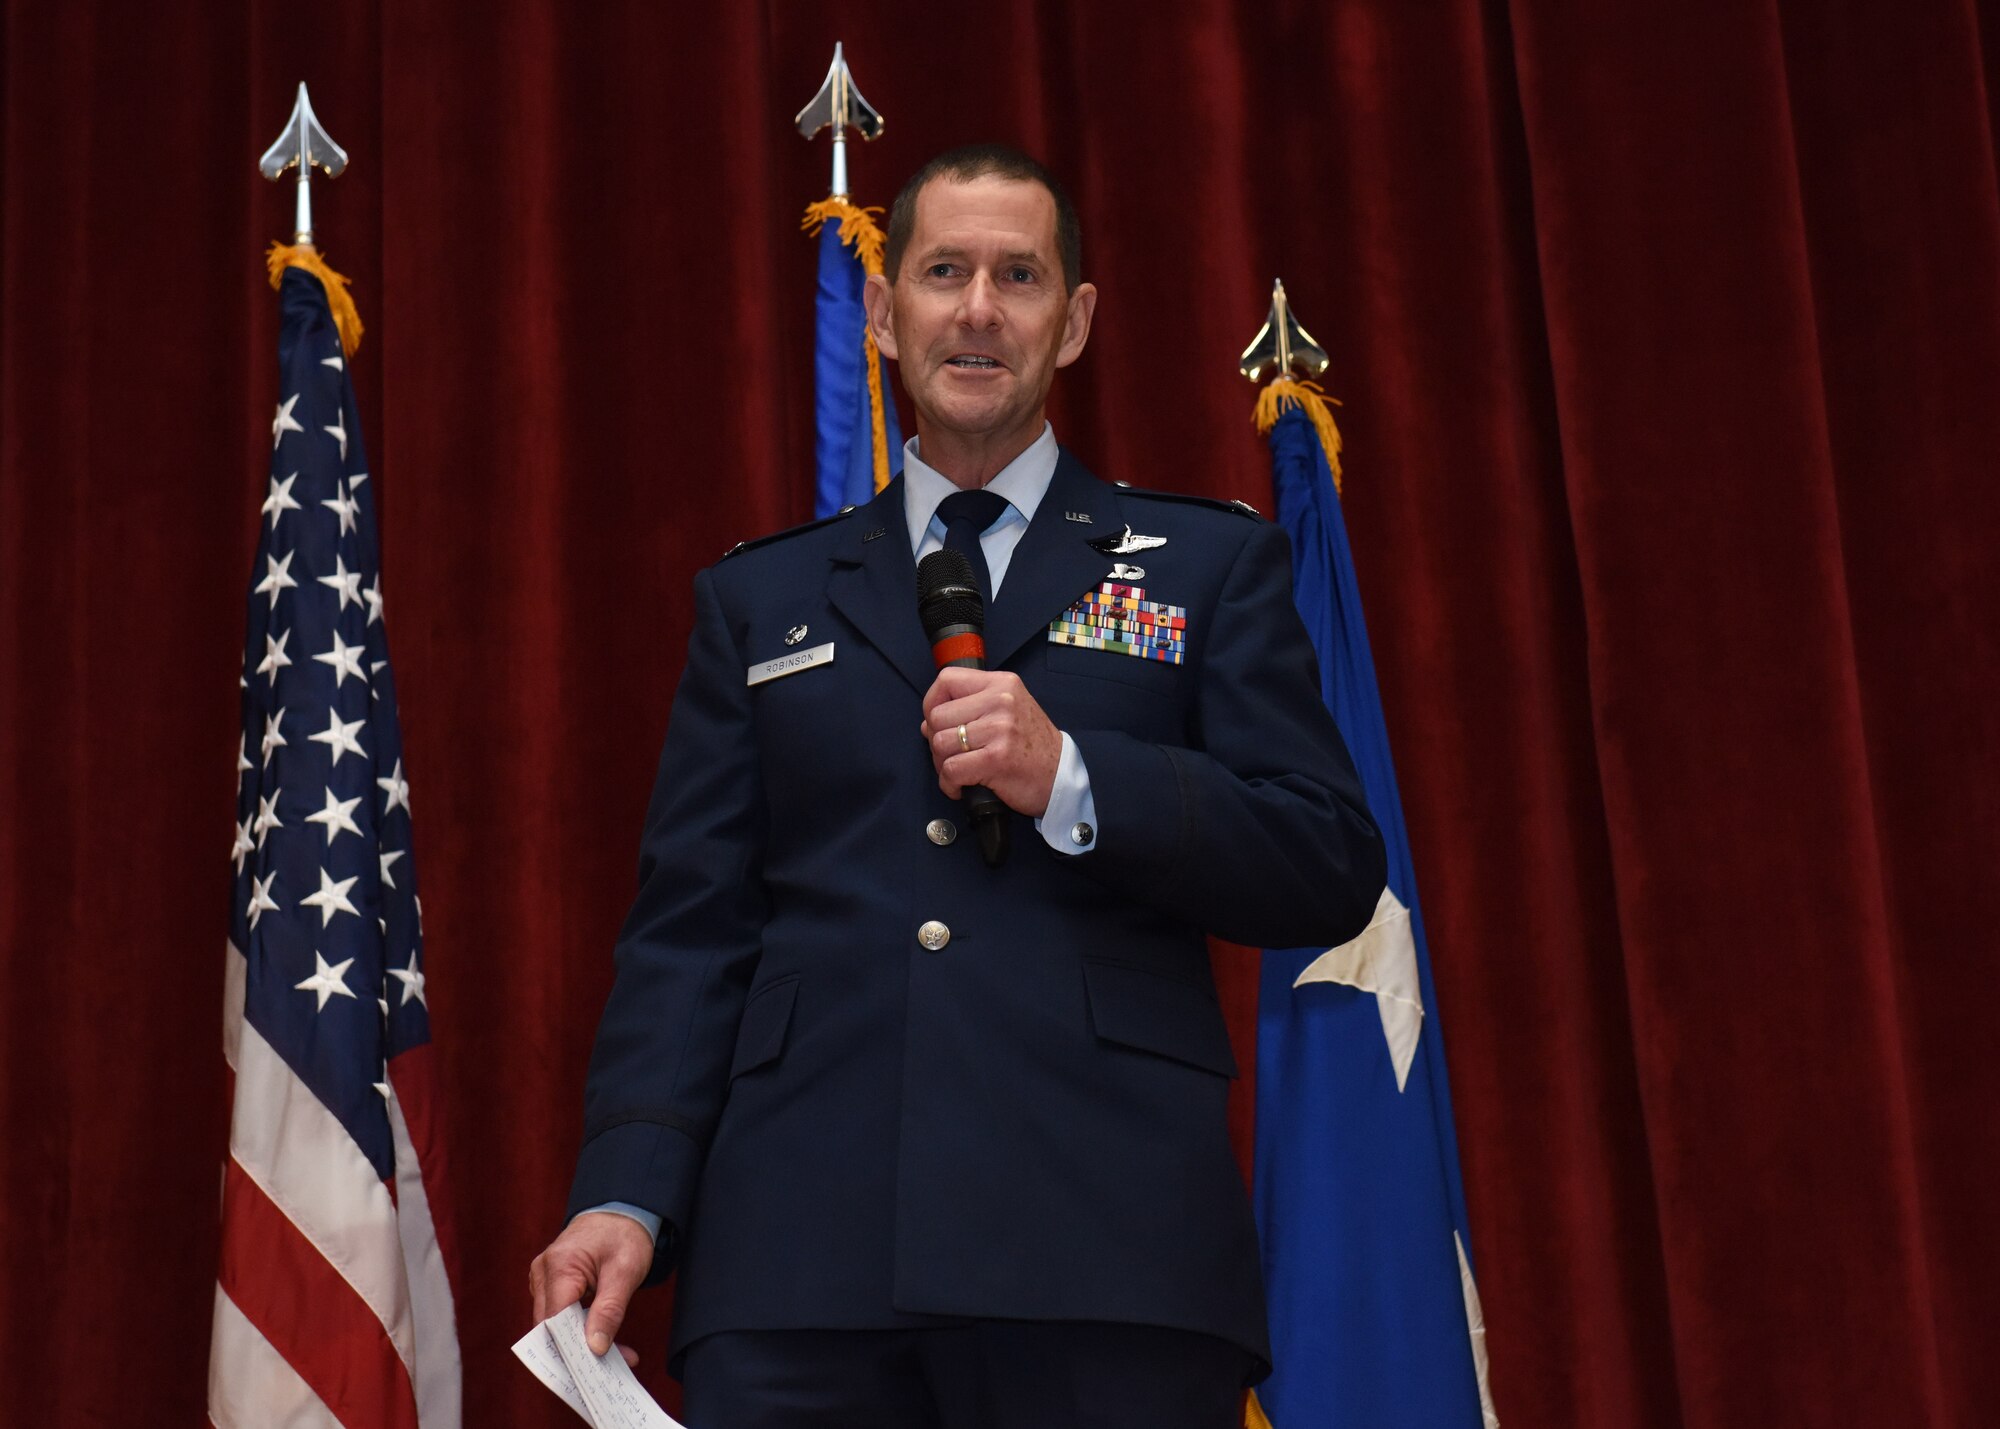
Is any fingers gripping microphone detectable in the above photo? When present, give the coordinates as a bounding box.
[917,548,1010,868]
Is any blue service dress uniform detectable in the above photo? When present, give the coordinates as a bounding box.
[565,448,1385,1377]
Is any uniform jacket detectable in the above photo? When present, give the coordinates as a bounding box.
[566,450,1386,1372]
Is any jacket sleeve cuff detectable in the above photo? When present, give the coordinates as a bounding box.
[1065,729,1184,876]
[565,1117,705,1269]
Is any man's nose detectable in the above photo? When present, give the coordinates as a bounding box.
[957,272,1002,329]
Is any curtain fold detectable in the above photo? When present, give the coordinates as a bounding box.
[3,2,1993,1423]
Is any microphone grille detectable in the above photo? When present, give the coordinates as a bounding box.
[916,548,984,637]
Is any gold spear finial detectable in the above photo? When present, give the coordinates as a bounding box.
[1239,278,1330,385]
[1242,280,1344,491]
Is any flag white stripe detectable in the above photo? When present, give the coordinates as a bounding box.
[222,937,246,1072]
[208,1285,344,1429]
[226,964,417,1375]
[389,1088,463,1428]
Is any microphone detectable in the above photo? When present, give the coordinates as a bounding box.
[916,548,1010,868]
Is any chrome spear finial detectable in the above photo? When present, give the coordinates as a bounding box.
[258,83,348,246]
[795,42,885,198]
[1239,279,1331,385]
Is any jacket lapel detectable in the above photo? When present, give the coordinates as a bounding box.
[827,478,938,697]
[984,450,1119,670]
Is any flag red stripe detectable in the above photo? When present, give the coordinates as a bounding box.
[217,1158,421,1429]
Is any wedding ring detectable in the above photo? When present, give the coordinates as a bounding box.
[957,724,971,752]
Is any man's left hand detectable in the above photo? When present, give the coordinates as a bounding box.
[921,667,1064,817]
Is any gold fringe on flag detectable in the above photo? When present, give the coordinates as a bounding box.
[803,198,896,496]
[802,197,889,275]
[1253,377,1345,495]
[265,243,364,358]
[862,327,893,496]
[1244,1388,1276,1429]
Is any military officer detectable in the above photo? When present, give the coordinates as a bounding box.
[530,144,1385,1427]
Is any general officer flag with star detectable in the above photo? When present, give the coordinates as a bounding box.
[211,251,460,1428]
[1247,385,1497,1429]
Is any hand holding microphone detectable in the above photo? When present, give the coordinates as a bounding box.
[916,549,1064,868]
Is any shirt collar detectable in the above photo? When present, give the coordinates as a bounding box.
[902,422,1059,551]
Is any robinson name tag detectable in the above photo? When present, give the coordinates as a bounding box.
[747,642,835,686]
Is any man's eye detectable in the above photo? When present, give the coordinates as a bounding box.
[1007,268,1035,283]
[928,263,955,278]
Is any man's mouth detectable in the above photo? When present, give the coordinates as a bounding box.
[945,355,1001,369]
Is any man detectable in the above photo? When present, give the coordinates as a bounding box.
[531,145,1385,1426]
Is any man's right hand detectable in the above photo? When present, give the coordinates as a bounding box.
[528,1211,656,1364]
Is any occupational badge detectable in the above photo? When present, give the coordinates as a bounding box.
[1087,525,1167,557]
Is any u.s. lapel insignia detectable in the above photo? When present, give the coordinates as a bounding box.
[1065,510,1093,524]
[1088,524,1167,557]
[1048,581,1188,665]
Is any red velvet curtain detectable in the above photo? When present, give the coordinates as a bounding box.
[4,1,1996,1424]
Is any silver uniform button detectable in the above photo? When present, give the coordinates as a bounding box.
[918,920,951,951]
[926,819,957,846]
[1071,822,1095,848]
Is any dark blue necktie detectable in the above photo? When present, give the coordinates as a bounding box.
[937,489,1011,606]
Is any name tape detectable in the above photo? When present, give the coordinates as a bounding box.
[747,642,835,685]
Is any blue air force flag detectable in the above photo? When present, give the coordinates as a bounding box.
[806,199,904,516]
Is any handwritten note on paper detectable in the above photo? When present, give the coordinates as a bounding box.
[511,1317,594,1424]
[511,1302,687,1429]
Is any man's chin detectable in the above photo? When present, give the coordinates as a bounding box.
[918,395,1025,440]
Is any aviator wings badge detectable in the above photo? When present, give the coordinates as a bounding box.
[1088,525,1167,557]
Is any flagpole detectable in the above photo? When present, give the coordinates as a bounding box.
[795,42,886,198]
[258,82,348,248]
[257,85,364,357]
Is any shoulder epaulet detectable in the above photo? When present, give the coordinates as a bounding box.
[1112,481,1263,520]
[720,504,859,561]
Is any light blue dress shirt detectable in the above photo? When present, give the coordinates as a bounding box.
[586,425,1096,1246]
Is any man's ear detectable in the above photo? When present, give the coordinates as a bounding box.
[864,273,898,361]
[1055,282,1098,369]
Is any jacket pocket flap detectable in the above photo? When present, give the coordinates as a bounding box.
[1082,960,1237,1078]
[1045,639,1184,694]
[730,976,800,1079]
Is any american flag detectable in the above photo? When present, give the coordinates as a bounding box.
[210,261,461,1428]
